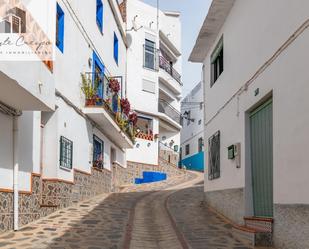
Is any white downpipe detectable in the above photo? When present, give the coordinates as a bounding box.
[13,116,19,231]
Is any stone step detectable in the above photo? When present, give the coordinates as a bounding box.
[244,216,273,232]
[231,217,274,247]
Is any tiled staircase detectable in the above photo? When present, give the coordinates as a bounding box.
[232,217,273,247]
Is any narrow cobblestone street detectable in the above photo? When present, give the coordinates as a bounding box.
[0,172,273,249]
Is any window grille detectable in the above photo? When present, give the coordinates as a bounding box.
[93,135,104,169]
[59,136,73,169]
[208,131,220,180]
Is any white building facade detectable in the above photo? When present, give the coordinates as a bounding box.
[190,0,309,248]
[122,0,182,167]
[0,0,134,233]
[180,82,204,172]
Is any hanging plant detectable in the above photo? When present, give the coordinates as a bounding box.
[109,78,120,93]
[129,112,138,126]
[120,98,131,116]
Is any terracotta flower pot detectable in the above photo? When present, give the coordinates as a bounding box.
[86,98,96,106]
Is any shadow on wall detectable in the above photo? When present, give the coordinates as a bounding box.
[180,151,205,172]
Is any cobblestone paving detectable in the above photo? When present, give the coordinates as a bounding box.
[0,173,193,249]
[0,172,275,249]
[167,182,276,249]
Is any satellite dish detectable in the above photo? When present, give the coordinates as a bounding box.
[126,33,132,48]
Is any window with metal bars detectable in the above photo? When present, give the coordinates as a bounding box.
[93,135,104,169]
[59,136,73,169]
[208,131,220,180]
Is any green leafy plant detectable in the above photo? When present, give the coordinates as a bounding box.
[81,73,98,100]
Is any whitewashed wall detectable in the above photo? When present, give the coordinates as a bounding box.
[41,0,127,181]
[126,0,182,165]
[202,0,309,204]
[0,111,41,192]
[181,82,204,159]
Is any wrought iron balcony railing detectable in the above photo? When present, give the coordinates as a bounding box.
[159,56,182,85]
[81,72,135,141]
[158,99,182,126]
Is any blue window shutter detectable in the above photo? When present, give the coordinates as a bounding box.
[114,33,118,64]
[96,0,103,32]
[92,52,105,98]
[56,3,64,53]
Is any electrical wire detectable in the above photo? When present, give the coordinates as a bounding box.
[204,18,309,128]
[181,19,309,146]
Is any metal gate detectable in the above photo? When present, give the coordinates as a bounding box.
[250,99,273,217]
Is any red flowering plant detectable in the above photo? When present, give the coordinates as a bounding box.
[109,78,120,93]
[129,112,138,126]
[120,98,131,116]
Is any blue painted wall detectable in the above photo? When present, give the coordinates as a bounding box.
[180,151,205,172]
[135,171,167,184]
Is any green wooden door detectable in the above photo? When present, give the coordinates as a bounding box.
[250,99,273,217]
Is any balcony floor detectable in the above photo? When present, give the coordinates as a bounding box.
[83,107,134,149]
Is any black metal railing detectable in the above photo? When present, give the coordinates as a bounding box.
[82,72,135,141]
[158,99,182,125]
[143,44,159,71]
[159,55,182,85]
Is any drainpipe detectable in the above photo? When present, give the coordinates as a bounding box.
[13,116,19,231]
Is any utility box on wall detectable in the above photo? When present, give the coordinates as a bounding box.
[228,145,235,159]
[228,143,241,168]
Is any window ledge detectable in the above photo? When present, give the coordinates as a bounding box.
[60,166,72,172]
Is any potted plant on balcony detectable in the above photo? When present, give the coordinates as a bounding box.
[81,73,98,106]
[129,112,138,126]
[109,78,120,93]
[116,112,128,132]
[123,112,136,140]
[109,78,120,112]
[120,98,131,116]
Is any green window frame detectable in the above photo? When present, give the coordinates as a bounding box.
[210,36,223,87]
[59,136,73,169]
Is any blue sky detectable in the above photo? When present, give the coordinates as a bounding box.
[143,0,212,96]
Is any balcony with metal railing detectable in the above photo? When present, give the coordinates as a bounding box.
[158,99,182,129]
[159,56,182,85]
[81,72,135,148]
